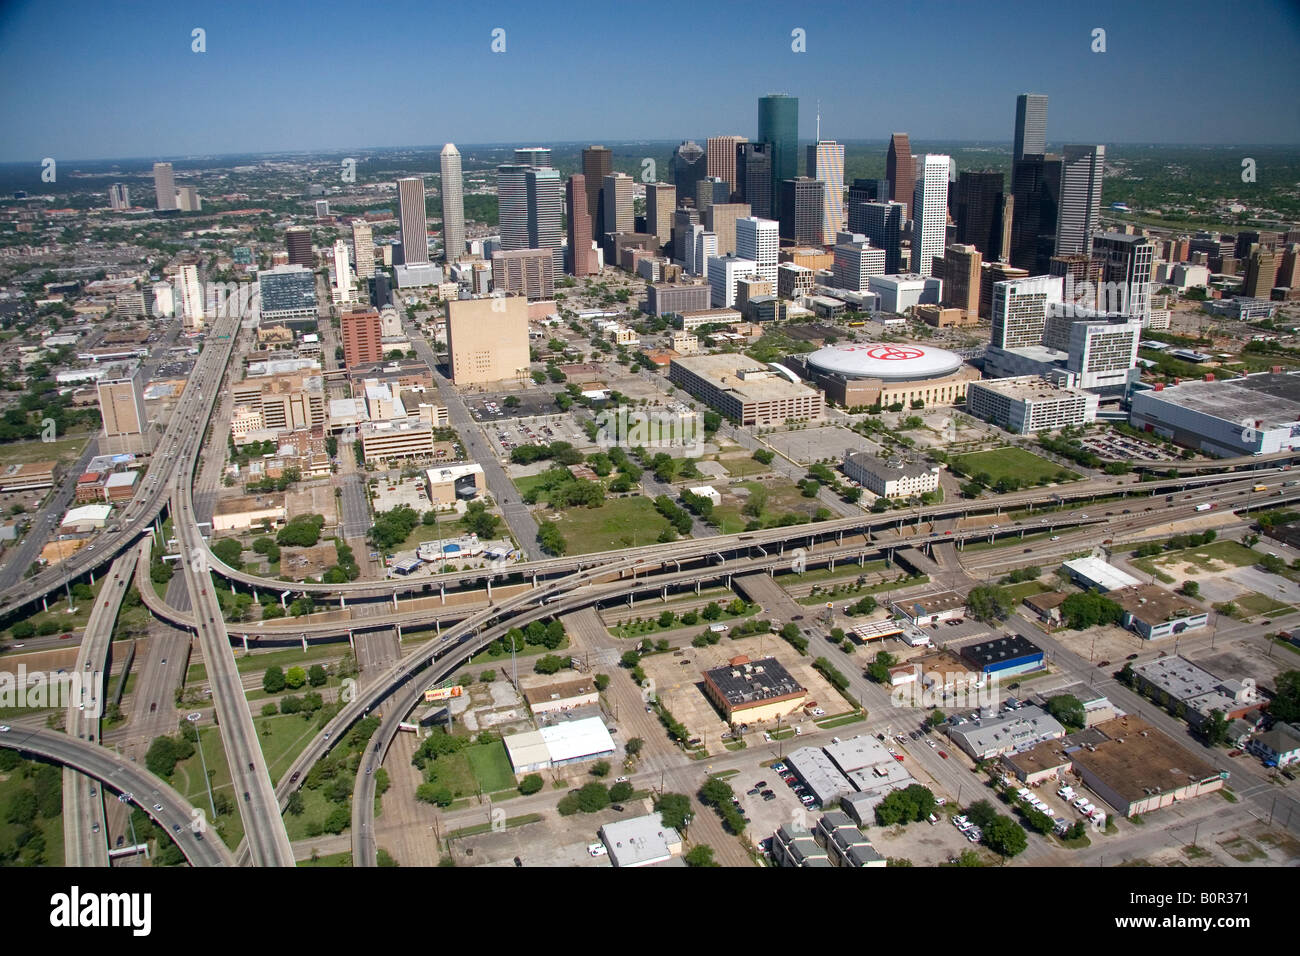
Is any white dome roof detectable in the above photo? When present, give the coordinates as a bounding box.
[806,343,963,381]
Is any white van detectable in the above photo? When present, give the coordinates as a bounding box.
[709,623,729,633]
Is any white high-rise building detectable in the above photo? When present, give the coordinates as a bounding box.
[153,162,176,211]
[332,239,356,305]
[397,177,430,265]
[806,141,846,243]
[735,216,779,288]
[109,183,130,210]
[990,274,1064,349]
[707,255,758,308]
[175,264,204,331]
[688,226,718,277]
[1057,145,1105,258]
[151,282,174,318]
[351,220,374,279]
[603,173,634,237]
[440,143,466,263]
[911,154,950,278]
[832,237,887,292]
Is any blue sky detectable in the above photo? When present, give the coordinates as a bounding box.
[1,0,1298,161]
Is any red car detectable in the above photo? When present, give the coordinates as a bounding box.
[938,751,949,760]
[894,754,905,761]
[59,633,74,640]
[1227,749,1243,758]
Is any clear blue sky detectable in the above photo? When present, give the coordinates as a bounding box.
[1,0,1298,161]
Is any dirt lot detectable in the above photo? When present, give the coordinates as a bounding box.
[278,542,338,580]
[286,481,338,526]
[637,635,845,752]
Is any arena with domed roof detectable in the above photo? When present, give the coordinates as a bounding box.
[786,342,982,409]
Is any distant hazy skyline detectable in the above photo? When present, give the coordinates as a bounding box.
[1,0,1298,162]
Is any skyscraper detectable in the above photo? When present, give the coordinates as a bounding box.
[603,173,634,237]
[990,275,1064,349]
[1093,233,1154,321]
[351,220,374,280]
[514,147,551,168]
[496,164,530,251]
[285,226,313,268]
[109,183,130,210]
[397,177,430,266]
[331,239,355,305]
[779,178,824,246]
[526,166,565,275]
[341,308,383,367]
[886,134,914,220]
[1014,94,1049,161]
[176,264,204,331]
[1056,145,1105,258]
[672,208,700,263]
[707,136,748,195]
[735,143,772,219]
[646,183,676,249]
[806,141,846,243]
[847,178,890,227]
[153,162,176,211]
[440,143,466,264]
[672,141,708,206]
[695,177,731,213]
[446,297,531,386]
[97,369,146,454]
[859,202,905,274]
[582,146,612,238]
[706,202,749,257]
[911,155,951,278]
[736,216,780,287]
[1010,155,1063,273]
[566,175,595,276]
[1245,247,1280,299]
[955,170,1013,263]
[758,95,798,219]
[938,243,982,317]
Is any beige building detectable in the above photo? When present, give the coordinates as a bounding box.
[0,461,57,493]
[521,675,600,715]
[669,331,700,355]
[212,493,287,532]
[232,371,326,435]
[669,353,824,426]
[360,417,435,463]
[703,656,808,724]
[445,296,531,386]
[97,370,147,455]
[424,462,486,506]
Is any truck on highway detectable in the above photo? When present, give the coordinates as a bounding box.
[1253,484,1269,492]
[1195,502,1213,512]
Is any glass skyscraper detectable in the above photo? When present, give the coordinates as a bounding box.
[758,94,798,220]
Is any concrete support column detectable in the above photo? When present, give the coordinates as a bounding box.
[242,634,249,652]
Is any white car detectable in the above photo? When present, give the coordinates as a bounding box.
[1073,797,1089,811]
[0,725,9,732]
[1057,785,1074,799]
[587,843,607,857]
[614,776,629,784]
[1081,802,1097,816]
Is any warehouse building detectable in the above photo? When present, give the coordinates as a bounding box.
[503,716,616,773]
[599,814,683,868]
[1111,584,1208,640]
[0,461,57,493]
[890,590,966,627]
[965,376,1099,434]
[520,676,600,715]
[1068,716,1224,817]
[1129,370,1300,457]
[668,354,823,426]
[959,633,1045,678]
[702,655,808,723]
[1062,556,1141,593]
[945,705,1065,761]
[211,494,286,532]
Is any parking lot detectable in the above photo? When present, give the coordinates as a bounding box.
[469,390,561,422]
[764,424,870,465]
[1079,432,1172,461]
[485,413,588,458]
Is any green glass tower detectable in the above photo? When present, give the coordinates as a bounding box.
[758,94,798,220]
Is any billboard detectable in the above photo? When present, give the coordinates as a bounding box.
[423,685,464,703]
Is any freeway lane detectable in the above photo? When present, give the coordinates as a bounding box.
[0,726,234,866]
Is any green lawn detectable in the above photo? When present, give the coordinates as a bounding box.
[1138,540,1262,573]
[300,850,353,867]
[953,447,1079,485]
[169,725,242,851]
[3,576,109,640]
[545,496,673,554]
[795,574,928,605]
[776,561,889,586]
[1234,591,1292,618]
[711,479,824,534]
[0,432,93,468]
[464,741,518,793]
[1003,580,1050,602]
[283,785,345,842]
[711,456,770,478]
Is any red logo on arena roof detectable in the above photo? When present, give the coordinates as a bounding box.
[864,345,924,361]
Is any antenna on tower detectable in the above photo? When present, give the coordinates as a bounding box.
[816,100,821,142]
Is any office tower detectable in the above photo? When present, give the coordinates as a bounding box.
[285,226,313,268]
[566,175,596,276]
[109,183,130,210]
[956,170,1013,262]
[352,220,375,279]
[440,144,466,264]
[859,201,905,274]
[174,264,204,332]
[492,249,555,300]
[1094,233,1154,321]
[833,238,887,292]
[979,262,1029,319]
[707,136,747,194]
[735,142,772,219]
[1244,248,1279,298]
[1010,154,1062,273]
[341,308,383,366]
[582,145,612,238]
[990,275,1064,349]
[97,370,146,452]
[1014,94,1049,161]
[1276,244,1300,292]
[672,207,700,262]
[603,173,634,237]
[646,183,676,249]
[806,141,846,243]
[1065,318,1141,391]
[526,167,565,275]
[911,155,951,278]
[446,296,530,386]
[175,186,201,212]
[315,200,330,218]
[258,265,318,321]
[672,141,708,205]
[1049,253,1103,296]
[847,179,890,231]
[707,254,759,308]
[153,162,176,211]
[514,147,551,168]
[886,134,914,220]
[1057,145,1105,257]
[397,177,430,265]
[706,202,749,257]
[758,94,798,219]
[496,164,530,250]
[687,226,718,277]
[780,178,824,245]
[938,244,982,317]
[696,176,731,213]
[736,216,779,287]
[331,239,355,305]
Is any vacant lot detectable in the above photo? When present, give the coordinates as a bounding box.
[711,479,824,534]
[0,433,92,468]
[545,496,672,554]
[953,447,1078,485]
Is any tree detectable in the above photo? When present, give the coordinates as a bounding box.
[307,664,327,687]
[609,781,634,802]
[625,737,644,757]
[593,673,610,691]
[576,782,611,813]
[1259,553,1286,574]
[684,844,719,867]
[9,620,34,640]
[262,666,286,693]
[537,520,567,556]
[620,650,640,669]
[1267,670,1300,724]
[928,709,946,728]
[1204,708,1230,747]
[590,760,611,778]
[534,654,565,675]
[519,774,544,795]
[284,666,307,689]
[1180,580,1201,598]
[966,585,1012,622]
[1060,591,1124,630]
[867,650,898,684]
[965,799,999,829]
[656,792,693,831]
[1046,694,1086,732]
[982,814,1028,857]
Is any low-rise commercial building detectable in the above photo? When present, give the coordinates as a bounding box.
[959,634,1045,678]
[503,716,616,773]
[842,451,940,498]
[520,676,600,715]
[424,462,486,506]
[702,655,808,724]
[945,705,1065,760]
[599,815,683,868]
[1062,556,1141,593]
[677,307,743,331]
[966,376,1099,434]
[212,493,287,532]
[1111,584,1208,640]
[668,354,823,426]
[0,461,56,493]
[889,590,966,627]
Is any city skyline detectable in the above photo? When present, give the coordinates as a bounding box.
[1,0,1298,163]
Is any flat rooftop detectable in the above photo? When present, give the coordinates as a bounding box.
[704,656,805,707]
[845,451,937,481]
[1070,716,1222,804]
[1137,371,1300,428]
[1001,738,1072,777]
[671,354,819,404]
[972,376,1091,402]
[959,633,1043,669]
[892,589,966,617]
[1064,556,1142,592]
[1132,655,1223,702]
[1111,584,1205,625]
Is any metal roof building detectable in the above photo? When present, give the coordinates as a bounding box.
[599,814,683,868]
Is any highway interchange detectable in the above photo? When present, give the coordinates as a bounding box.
[4,295,1300,867]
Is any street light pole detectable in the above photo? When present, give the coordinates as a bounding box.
[188,712,216,820]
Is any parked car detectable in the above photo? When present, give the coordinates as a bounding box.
[587,843,607,857]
